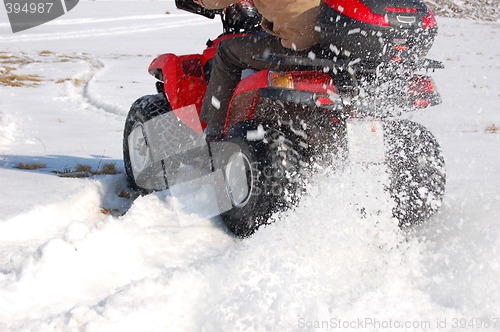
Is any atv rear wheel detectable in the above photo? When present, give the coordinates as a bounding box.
[123,93,171,193]
[384,119,446,227]
[218,122,307,237]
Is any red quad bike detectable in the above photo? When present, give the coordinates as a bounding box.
[123,0,446,237]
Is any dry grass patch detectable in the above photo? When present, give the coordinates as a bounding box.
[0,53,39,67]
[0,70,42,87]
[55,77,83,85]
[100,206,127,216]
[53,162,121,178]
[39,50,55,56]
[75,164,93,175]
[55,54,90,63]
[118,190,132,199]
[14,162,48,170]
[485,124,499,134]
[55,78,84,86]
[0,53,42,87]
[0,51,89,87]
[99,163,120,175]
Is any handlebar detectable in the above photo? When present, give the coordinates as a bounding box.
[175,0,221,19]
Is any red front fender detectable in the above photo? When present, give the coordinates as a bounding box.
[148,53,207,111]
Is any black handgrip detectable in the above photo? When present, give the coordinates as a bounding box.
[175,0,219,19]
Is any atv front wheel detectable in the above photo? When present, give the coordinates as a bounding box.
[123,93,172,193]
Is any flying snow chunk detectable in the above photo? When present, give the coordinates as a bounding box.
[348,58,361,66]
[211,96,221,109]
[330,44,340,55]
[247,124,266,141]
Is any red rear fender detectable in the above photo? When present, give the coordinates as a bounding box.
[201,34,250,66]
[225,70,270,129]
[225,70,339,131]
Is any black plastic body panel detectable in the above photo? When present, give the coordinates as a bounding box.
[317,2,437,67]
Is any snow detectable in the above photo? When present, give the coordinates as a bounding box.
[1,1,500,331]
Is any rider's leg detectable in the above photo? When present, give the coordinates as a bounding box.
[200,34,293,137]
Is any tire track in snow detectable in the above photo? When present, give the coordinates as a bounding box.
[64,55,126,117]
[20,16,216,116]
[83,57,128,116]
[0,14,194,28]
[0,17,211,43]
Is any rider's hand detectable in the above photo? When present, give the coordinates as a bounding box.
[193,0,206,7]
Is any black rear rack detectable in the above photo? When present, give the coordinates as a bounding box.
[257,54,444,73]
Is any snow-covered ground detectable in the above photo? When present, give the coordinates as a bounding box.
[1,1,499,331]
